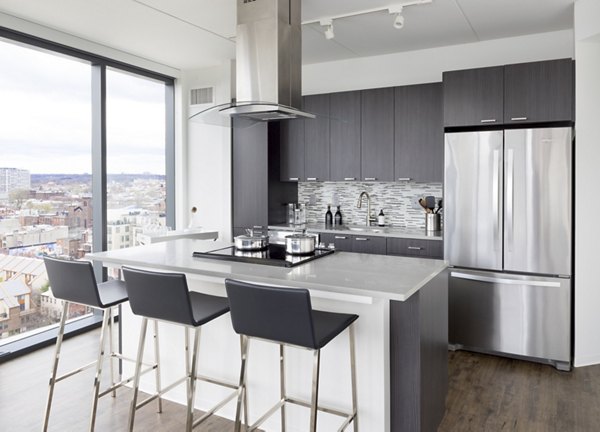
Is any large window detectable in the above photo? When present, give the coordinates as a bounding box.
[0,29,174,358]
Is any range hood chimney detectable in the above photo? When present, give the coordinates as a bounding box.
[190,0,314,124]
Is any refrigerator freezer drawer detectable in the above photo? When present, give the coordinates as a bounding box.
[449,269,571,366]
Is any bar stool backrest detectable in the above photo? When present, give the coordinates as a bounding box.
[225,279,318,349]
[43,256,103,308]
[123,267,196,326]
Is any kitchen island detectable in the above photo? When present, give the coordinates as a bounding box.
[89,239,448,432]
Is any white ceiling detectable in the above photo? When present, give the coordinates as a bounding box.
[0,0,574,70]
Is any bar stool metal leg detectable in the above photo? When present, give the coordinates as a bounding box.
[234,335,249,432]
[186,327,201,432]
[349,323,358,432]
[310,349,321,432]
[153,320,163,413]
[89,307,111,432]
[241,335,250,429]
[108,307,116,397]
[42,301,69,432]
[280,344,286,432]
[128,317,148,432]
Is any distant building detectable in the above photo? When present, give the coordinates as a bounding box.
[1,225,69,249]
[0,168,31,200]
[107,222,132,250]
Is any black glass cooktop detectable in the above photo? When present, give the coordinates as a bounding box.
[192,244,334,268]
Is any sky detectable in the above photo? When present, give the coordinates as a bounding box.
[0,37,166,175]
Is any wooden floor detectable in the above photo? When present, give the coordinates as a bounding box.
[0,328,241,431]
[439,350,600,432]
[3,329,600,431]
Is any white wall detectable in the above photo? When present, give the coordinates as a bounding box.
[302,30,574,94]
[182,63,234,242]
[574,0,600,367]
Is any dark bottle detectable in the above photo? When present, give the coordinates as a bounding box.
[334,206,343,226]
[325,205,333,227]
[378,209,385,226]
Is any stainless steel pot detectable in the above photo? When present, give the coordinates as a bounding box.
[234,228,269,251]
[285,233,315,255]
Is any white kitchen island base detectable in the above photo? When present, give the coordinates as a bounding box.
[89,239,448,432]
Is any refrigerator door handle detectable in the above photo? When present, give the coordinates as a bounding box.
[506,148,515,252]
[492,149,501,251]
[450,271,562,287]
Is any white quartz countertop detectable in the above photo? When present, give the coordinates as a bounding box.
[88,239,447,302]
[269,223,443,240]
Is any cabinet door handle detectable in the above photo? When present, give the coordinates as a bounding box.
[397,177,411,181]
[344,177,356,181]
[334,236,348,240]
[480,119,496,123]
[510,117,528,121]
[289,177,299,181]
[306,177,318,181]
[408,246,423,250]
[364,177,377,181]
[355,238,369,241]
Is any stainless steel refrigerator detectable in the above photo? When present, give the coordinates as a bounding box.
[444,127,572,370]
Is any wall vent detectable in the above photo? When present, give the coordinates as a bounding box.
[190,87,214,105]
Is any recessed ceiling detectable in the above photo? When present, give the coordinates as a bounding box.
[0,0,574,70]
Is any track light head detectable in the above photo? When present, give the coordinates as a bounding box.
[393,13,405,29]
[320,19,335,40]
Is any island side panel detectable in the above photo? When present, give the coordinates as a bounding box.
[390,269,448,432]
[420,269,449,432]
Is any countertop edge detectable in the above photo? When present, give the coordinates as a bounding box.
[268,224,443,241]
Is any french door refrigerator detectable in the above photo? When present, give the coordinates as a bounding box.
[444,127,572,370]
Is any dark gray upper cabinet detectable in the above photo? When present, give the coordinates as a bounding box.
[330,91,361,181]
[233,121,268,229]
[504,59,574,124]
[443,66,504,127]
[280,115,305,182]
[361,88,395,181]
[395,83,443,182]
[304,94,330,182]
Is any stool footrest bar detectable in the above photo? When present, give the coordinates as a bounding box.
[136,376,188,410]
[285,397,354,418]
[54,360,97,383]
[249,399,286,431]
[98,364,157,398]
[195,373,239,390]
[192,389,239,427]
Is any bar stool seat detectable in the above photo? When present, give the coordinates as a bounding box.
[123,267,245,432]
[225,278,359,432]
[42,257,160,432]
[312,310,359,349]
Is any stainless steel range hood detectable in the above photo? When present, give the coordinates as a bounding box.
[190,0,314,124]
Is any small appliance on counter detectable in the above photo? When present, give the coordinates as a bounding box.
[287,203,306,225]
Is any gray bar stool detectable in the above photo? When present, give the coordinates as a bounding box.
[42,257,161,432]
[225,278,359,432]
[122,267,245,432]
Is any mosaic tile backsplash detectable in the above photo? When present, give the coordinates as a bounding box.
[298,181,443,229]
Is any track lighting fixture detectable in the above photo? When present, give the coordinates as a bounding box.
[320,19,335,40]
[304,0,433,40]
[391,6,405,29]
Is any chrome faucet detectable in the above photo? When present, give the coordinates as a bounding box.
[356,191,376,226]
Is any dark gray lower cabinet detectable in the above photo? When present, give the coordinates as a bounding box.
[318,233,391,255]
[319,233,353,252]
[352,235,387,255]
[390,269,448,432]
[387,238,443,259]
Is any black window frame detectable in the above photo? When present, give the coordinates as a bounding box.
[0,26,176,362]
